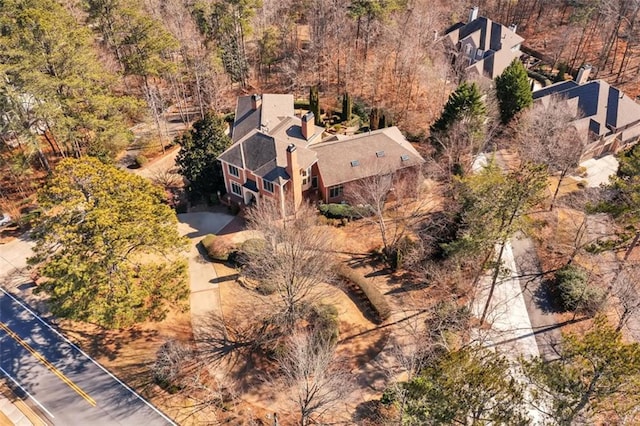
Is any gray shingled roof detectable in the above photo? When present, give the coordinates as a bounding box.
[533,80,640,139]
[313,127,425,187]
[445,15,523,79]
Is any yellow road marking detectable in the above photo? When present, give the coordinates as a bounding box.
[0,322,96,407]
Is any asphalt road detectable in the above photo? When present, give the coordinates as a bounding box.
[0,238,175,426]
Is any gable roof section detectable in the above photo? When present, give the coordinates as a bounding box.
[533,80,640,139]
[231,94,294,143]
[445,15,523,79]
[312,127,425,187]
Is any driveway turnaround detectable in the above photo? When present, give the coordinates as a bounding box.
[0,238,175,425]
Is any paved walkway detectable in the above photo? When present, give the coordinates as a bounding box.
[579,154,618,187]
[176,212,235,344]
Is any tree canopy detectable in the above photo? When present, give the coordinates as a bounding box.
[430,81,486,135]
[30,157,188,328]
[175,112,232,200]
[522,316,640,424]
[0,0,138,162]
[401,347,529,425]
[495,59,533,124]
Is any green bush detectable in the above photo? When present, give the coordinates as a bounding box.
[232,238,267,267]
[556,264,605,315]
[309,303,340,344]
[200,234,233,261]
[318,203,372,219]
[335,264,391,322]
[135,154,149,167]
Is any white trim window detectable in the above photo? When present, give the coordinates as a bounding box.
[231,182,243,196]
[263,179,274,193]
[329,185,343,199]
[228,164,240,177]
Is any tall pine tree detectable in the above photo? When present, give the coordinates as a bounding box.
[495,59,533,124]
[430,82,486,134]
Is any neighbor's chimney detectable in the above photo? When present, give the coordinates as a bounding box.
[286,144,303,211]
[301,112,314,140]
[576,65,592,85]
[469,6,479,23]
[508,24,517,34]
[251,93,262,110]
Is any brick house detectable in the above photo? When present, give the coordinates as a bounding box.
[217,94,425,213]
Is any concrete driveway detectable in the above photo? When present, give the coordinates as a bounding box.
[177,212,236,330]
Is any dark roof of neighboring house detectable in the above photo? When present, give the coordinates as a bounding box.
[312,127,425,187]
[444,15,523,79]
[533,80,640,136]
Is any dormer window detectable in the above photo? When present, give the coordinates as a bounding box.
[376,151,385,157]
[351,160,360,167]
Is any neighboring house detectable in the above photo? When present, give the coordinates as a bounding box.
[533,66,640,161]
[444,6,523,80]
[218,94,425,213]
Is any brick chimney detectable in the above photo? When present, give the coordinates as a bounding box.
[469,6,479,23]
[301,112,314,140]
[576,65,592,85]
[286,144,303,210]
[251,94,262,110]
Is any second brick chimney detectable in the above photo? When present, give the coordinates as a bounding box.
[301,112,314,140]
[251,94,262,110]
[286,144,303,211]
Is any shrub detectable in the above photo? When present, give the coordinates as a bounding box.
[233,238,267,267]
[335,264,391,322]
[256,281,277,295]
[555,264,605,315]
[228,203,240,215]
[201,234,233,261]
[135,154,149,167]
[308,303,339,344]
[318,203,372,220]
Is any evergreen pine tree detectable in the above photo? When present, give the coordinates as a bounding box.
[309,86,321,125]
[342,92,352,122]
[370,107,380,130]
[430,82,486,134]
[495,59,533,124]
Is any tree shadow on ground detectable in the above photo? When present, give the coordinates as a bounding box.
[534,278,565,314]
[58,324,160,361]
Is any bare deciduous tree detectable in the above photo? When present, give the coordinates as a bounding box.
[345,166,431,260]
[275,331,353,426]
[516,95,585,211]
[610,262,640,331]
[243,200,336,327]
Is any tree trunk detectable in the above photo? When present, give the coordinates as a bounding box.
[550,169,567,211]
[480,241,507,324]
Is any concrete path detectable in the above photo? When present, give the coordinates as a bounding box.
[176,212,235,334]
[511,233,563,360]
[472,241,540,359]
[579,155,619,187]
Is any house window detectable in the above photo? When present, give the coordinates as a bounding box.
[231,182,242,196]
[464,44,472,55]
[263,179,274,193]
[329,185,343,199]
[228,164,239,177]
[302,166,312,185]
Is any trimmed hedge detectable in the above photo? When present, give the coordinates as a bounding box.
[335,264,391,322]
[318,203,372,220]
[200,234,233,261]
